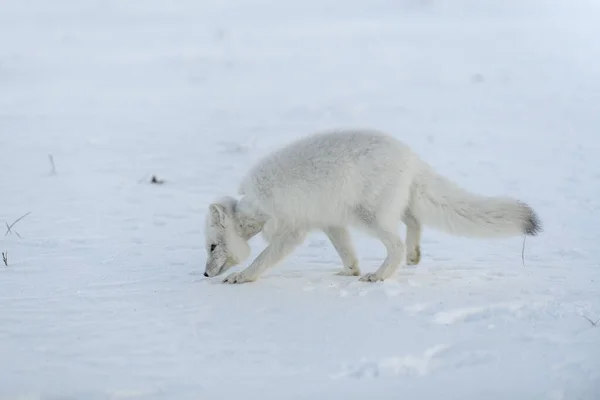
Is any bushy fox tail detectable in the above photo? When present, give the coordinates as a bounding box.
[409,162,541,238]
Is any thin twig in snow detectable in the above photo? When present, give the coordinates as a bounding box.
[582,315,600,327]
[5,212,31,237]
[521,236,526,267]
[5,222,21,238]
[2,252,7,267]
[48,154,56,175]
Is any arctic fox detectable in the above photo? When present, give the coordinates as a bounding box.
[203,128,541,284]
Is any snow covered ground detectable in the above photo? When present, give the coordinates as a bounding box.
[1,0,599,398]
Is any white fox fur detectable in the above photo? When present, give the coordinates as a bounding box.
[203,128,541,284]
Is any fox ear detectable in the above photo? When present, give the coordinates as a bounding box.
[209,203,227,226]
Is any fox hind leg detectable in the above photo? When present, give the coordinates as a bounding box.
[402,209,422,266]
[353,206,406,282]
[323,226,360,276]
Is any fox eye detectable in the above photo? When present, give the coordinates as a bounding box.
[210,244,216,252]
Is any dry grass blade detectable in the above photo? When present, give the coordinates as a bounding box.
[2,252,7,267]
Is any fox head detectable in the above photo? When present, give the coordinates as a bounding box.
[203,198,251,277]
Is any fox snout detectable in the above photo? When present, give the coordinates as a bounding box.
[204,258,235,277]
[203,263,222,278]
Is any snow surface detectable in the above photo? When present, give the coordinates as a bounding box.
[1,0,600,399]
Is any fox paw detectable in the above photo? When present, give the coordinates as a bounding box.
[359,273,384,282]
[222,272,254,284]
